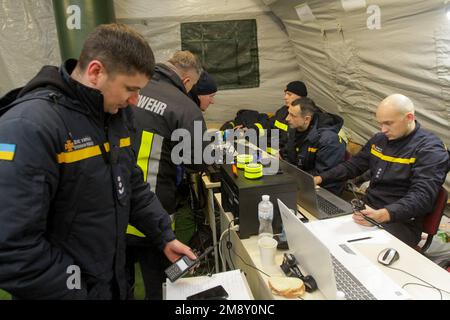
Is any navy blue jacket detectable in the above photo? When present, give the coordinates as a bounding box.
[281,112,346,195]
[268,105,289,149]
[0,60,174,299]
[321,122,449,246]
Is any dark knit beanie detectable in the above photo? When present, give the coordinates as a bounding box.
[193,71,218,95]
[285,81,307,97]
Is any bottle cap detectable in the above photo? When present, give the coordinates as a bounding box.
[262,195,270,201]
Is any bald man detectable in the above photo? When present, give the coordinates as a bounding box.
[314,94,449,247]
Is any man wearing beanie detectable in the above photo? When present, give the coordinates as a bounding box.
[189,71,218,111]
[269,81,309,151]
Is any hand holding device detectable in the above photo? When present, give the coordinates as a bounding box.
[348,182,384,229]
[165,246,214,282]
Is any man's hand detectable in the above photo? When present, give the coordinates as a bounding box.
[352,205,390,227]
[163,239,196,263]
[313,176,322,186]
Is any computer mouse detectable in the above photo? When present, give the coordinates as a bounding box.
[377,248,399,266]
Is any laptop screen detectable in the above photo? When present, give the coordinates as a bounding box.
[277,198,338,300]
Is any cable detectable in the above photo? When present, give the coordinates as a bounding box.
[385,265,450,300]
[219,219,239,272]
[227,220,236,270]
[229,246,271,278]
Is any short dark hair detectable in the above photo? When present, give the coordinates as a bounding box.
[291,97,317,117]
[78,23,155,78]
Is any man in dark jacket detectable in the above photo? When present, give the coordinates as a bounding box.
[127,51,206,299]
[269,81,308,150]
[132,51,205,215]
[281,97,346,195]
[0,24,194,300]
[314,94,450,247]
[189,70,218,112]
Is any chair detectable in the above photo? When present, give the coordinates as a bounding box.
[415,187,448,253]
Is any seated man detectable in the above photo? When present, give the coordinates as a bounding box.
[281,97,346,195]
[314,94,450,248]
[269,81,308,150]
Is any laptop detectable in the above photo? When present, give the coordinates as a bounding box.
[277,199,410,300]
[279,159,353,219]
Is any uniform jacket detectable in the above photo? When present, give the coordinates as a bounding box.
[220,109,270,132]
[132,63,207,214]
[0,60,174,299]
[320,122,450,246]
[281,112,346,195]
[268,105,289,149]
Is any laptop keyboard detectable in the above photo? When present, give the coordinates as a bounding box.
[317,194,345,215]
[331,255,377,300]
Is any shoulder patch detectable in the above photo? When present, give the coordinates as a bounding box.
[0,143,16,161]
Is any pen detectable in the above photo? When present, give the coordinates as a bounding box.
[347,236,372,243]
[362,215,384,229]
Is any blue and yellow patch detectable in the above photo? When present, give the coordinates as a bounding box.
[0,143,16,161]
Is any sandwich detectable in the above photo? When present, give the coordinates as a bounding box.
[268,276,305,298]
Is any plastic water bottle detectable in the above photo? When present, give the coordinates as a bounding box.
[258,195,274,238]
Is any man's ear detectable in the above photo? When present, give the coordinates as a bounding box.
[182,76,191,88]
[405,112,415,122]
[86,60,105,86]
[304,115,312,124]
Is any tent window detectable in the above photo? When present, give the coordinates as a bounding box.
[181,19,259,90]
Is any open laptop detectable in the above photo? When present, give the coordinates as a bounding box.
[279,159,353,219]
[277,199,410,300]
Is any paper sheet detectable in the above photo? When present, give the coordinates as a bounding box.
[305,214,391,244]
[165,269,252,300]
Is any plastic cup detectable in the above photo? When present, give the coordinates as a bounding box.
[258,236,277,267]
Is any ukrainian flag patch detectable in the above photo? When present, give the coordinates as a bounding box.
[0,143,16,161]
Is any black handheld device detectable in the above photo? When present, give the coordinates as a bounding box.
[280,253,318,293]
[186,285,229,300]
[165,246,214,282]
[348,182,384,229]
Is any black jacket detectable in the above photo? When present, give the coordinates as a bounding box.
[0,60,174,299]
[320,122,450,246]
[281,112,346,195]
[268,105,289,149]
[132,63,207,214]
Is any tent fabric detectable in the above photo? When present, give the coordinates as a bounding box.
[265,0,449,148]
[0,1,59,94]
[121,9,300,123]
[0,0,448,188]
[0,0,300,126]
